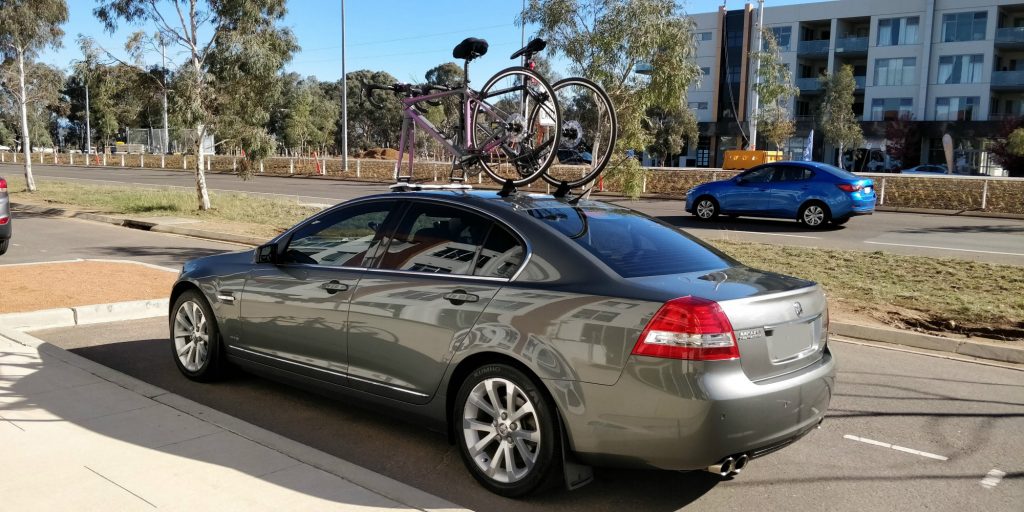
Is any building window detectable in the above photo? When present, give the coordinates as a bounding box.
[770,26,792,50]
[877,16,919,46]
[941,11,987,42]
[870,98,913,121]
[697,31,712,41]
[937,55,983,84]
[874,57,917,86]
[688,101,709,110]
[700,66,710,76]
[935,96,980,121]
[726,65,741,83]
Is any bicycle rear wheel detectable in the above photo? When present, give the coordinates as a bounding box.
[540,77,617,189]
[472,67,561,187]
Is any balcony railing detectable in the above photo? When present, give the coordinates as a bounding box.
[797,39,830,55]
[796,77,822,91]
[996,27,1024,45]
[834,37,868,54]
[992,70,1024,89]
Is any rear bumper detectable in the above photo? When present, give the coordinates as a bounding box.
[561,348,836,470]
[0,217,11,239]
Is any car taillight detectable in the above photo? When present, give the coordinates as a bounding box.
[632,296,739,361]
[0,217,8,225]
[0,178,6,193]
[836,183,862,192]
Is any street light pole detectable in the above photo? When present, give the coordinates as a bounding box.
[748,0,765,150]
[161,34,169,154]
[341,0,348,172]
[85,77,92,164]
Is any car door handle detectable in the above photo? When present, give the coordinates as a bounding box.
[320,280,349,294]
[444,290,479,305]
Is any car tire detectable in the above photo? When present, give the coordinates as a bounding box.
[694,196,719,220]
[454,364,559,498]
[169,289,225,382]
[798,202,831,229]
[0,239,8,256]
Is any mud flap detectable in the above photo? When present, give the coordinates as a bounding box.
[558,414,593,490]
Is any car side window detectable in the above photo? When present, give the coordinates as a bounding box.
[774,166,814,182]
[377,202,493,276]
[475,224,525,279]
[740,167,774,184]
[281,201,394,267]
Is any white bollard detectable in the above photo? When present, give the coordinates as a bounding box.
[53,152,58,164]
[102,153,106,166]
[356,159,361,177]
[121,154,125,167]
[232,158,237,172]
[207,158,211,171]
[259,161,264,173]
[140,154,144,168]
[1,152,5,163]
[161,154,165,168]
[183,156,187,169]
[70,152,74,165]
[289,158,294,174]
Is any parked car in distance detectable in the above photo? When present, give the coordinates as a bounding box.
[0,176,11,255]
[901,164,949,175]
[556,147,592,165]
[170,189,835,497]
[686,161,876,228]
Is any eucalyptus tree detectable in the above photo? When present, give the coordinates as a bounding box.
[818,64,863,169]
[94,0,297,209]
[523,0,701,197]
[0,0,68,191]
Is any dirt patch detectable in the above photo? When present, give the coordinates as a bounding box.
[0,261,175,314]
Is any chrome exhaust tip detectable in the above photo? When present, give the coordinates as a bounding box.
[731,454,750,475]
[706,456,734,477]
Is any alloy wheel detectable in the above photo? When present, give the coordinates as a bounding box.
[697,199,716,219]
[802,205,825,227]
[462,377,542,484]
[173,300,210,372]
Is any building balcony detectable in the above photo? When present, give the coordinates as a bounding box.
[796,77,822,92]
[797,39,830,56]
[992,70,1024,90]
[995,27,1024,48]
[834,37,868,55]
[854,76,866,90]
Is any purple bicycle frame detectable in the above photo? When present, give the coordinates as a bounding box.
[393,87,506,182]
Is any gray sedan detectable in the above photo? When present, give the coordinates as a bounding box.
[169,189,835,497]
[1,176,11,255]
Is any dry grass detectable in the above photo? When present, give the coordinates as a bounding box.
[712,240,1024,340]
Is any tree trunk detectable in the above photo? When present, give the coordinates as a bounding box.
[837,143,844,170]
[17,49,35,192]
[195,123,211,210]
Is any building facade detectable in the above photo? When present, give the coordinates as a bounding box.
[682,0,1024,175]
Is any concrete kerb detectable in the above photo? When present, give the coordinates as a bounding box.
[0,326,468,512]
[0,298,170,331]
[831,322,1024,365]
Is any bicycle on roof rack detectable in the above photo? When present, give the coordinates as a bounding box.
[365,37,562,194]
[513,38,618,196]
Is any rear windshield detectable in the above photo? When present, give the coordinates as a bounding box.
[525,202,735,278]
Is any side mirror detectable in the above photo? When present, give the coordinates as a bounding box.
[255,243,279,264]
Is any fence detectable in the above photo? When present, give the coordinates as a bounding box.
[1,151,1022,215]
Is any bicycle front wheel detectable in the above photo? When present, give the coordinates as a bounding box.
[540,77,617,189]
[472,67,561,187]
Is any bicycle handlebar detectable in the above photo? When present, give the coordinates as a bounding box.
[364,82,453,109]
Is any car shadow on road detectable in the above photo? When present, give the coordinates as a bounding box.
[89,245,234,265]
[894,224,1024,235]
[658,215,843,234]
[38,336,719,511]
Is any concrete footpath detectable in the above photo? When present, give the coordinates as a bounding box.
[0,327,468,512]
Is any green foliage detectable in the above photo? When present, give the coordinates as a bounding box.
[1007,128,1024,157]
[644,106,696,166]
[523,0,701,197]
[753,30,798,151]
[425,62,464,87]
[346,69,403,152]
[280,76,339,156]
[0,0,68,60]
[817,64,863,168]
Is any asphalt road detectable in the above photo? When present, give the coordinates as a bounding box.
[6,163,1024,265]
[33,318,1024,512]
[1,207,244,269]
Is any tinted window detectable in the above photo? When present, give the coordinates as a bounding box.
[527,203,734,278]
[378,202,494,276]
[739,166,774,184]
[283,201,393,266]
[475,225,525,278]
[774,166,813,182]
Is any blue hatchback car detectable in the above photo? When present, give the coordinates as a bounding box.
[685,161,876,228]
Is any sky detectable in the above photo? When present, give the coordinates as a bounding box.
[40,0,818,84]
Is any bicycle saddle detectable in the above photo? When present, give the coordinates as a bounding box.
[453,37,489,61]
[511,38,546,60]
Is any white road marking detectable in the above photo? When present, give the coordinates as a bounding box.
[843,434,949,461]
[864,241,1024,257]
[721,230,820,239]
[980,469,1006,489]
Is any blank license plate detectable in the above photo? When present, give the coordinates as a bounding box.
[864,186,872,194]
[767,319,817,362]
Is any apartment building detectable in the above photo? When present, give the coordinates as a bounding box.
[682,0,1024,174]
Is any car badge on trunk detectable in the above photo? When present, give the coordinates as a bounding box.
[793,302,804,317]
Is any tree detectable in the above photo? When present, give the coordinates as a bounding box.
[817,64,863,169]
[988,117,1024,177]
[280,76,338,157]
[425,62,464,87]
[644,106,695,166]
[345,69,402,152]
[95,0,297,209]
[753,30,798,151]
[884,113,920,169]
[523,0,701,197]
[0,0,68,192]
